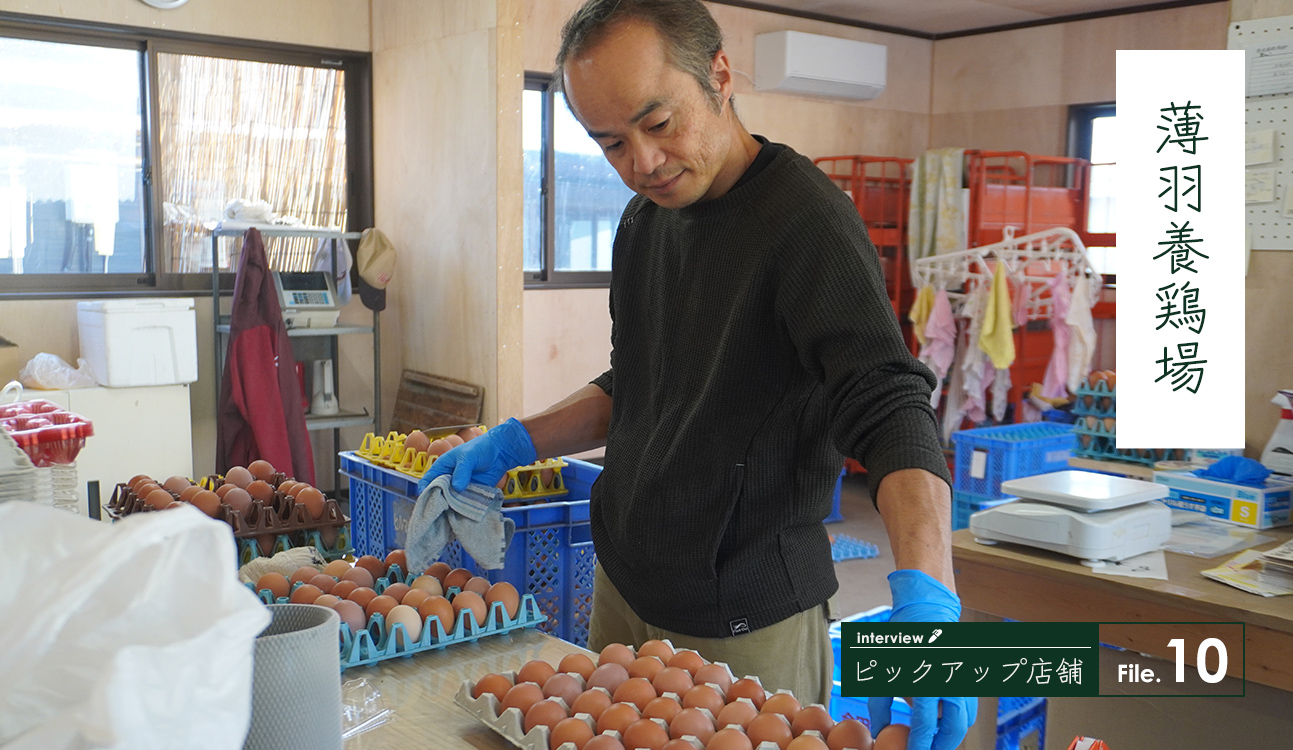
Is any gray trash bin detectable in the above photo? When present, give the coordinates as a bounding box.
[244,603,343,750]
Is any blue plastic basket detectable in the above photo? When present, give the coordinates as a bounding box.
[996,698,1046,750]
[952,423,1076,498]
[339,452,600,647]
[953,490,1017,531]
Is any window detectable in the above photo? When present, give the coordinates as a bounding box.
[0,21,370,296]
[524,75,636,286]
[1069,103,1116,275]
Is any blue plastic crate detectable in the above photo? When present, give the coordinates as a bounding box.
[339,452,600,647]
[996,698,1046,750]
[952,423,1076,498]
[997,696,1046,724]
[953,490,1016,531]
[825,469,845,524]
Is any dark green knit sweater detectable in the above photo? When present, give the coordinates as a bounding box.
[589,142,951,639]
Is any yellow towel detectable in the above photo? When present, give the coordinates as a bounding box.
[908,285,935,347]
[978,262,1016,369]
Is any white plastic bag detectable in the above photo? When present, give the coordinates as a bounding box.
[0,503,271,750]
[17,353,97,390]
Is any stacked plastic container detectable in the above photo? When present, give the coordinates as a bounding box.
[0,396,93,513]
[950,423,1076,530]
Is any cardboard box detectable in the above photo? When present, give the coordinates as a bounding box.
[1154,470,1293,528]
[76,299,198,387]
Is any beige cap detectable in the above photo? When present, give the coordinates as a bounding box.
[357,228,396,289]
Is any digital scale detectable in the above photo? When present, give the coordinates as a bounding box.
[969,470,1172,566]
[272,271,342,329]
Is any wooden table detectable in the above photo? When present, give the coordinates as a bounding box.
[342,629,590,749]
[951,526,1293,692]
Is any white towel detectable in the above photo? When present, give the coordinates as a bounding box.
[406,476,515,573]
[1066,276,1098,393]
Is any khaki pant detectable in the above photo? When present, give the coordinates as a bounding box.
[588,563,837,707]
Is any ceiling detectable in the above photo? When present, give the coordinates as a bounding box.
[712,0,1222,37]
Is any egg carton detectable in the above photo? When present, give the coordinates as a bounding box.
[108,481,349,538]
[235,526,353,564]
[1073,380,1116,418]
[248,564,414,604]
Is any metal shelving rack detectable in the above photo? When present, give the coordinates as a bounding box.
[210,223,380,489]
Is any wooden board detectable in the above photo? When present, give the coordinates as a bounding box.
[389,370,483,436]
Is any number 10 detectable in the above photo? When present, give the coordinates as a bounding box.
[1168,638,1227,683]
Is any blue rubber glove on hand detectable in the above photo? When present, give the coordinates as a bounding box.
[416,418,538,495]
[869,569,978,750]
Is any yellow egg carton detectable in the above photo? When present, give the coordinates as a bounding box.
[499,458,567,500]
[354,429,569,500]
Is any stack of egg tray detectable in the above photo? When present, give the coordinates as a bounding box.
[1071,380,1181,466]
[247,565,546,670]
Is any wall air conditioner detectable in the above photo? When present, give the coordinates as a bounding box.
[754,30,887,101]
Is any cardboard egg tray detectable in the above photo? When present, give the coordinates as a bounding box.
[0,399,93,468]
[108,479,349,538]
[454,644,852,750]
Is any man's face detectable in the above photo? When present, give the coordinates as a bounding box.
[563,20,733,210]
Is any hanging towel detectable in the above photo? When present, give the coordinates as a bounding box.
[1066,276,1098,393]
[1012,273,1031,328]
[907,148,967,274]
[920,288,957,390]
[960,283,991,424]
[978,262,1016,369]
[1041,273,1072,399]
[991,367,1012,423]
[941,320,969,441]
[406,475,516,573]
[909,285,935,347]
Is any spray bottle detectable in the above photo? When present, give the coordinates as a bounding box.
[1260,390,1293,475]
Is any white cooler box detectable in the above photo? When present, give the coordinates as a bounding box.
[77,299,198,387]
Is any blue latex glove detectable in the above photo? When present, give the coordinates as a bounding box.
[416,418,538,494]
[1193,455,1270,487]
[869,569,978,750]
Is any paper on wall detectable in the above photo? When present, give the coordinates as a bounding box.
[1247,128,1276,165]
[1247,168,1277,203]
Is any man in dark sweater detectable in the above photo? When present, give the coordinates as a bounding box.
[420,1,975,747]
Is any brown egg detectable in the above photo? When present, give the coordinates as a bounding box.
[355,555,387,581]
[456,426,478,442]
[669,706,715,742]
[464,576,491,596]
[638,639,675,662]
[681,684,724,716]
[247,459,275,481]
[559,652,597,682]
[177,484,202,503]
[384,549,408,573]
[1103,417,1116,433]
[667,650,706,676]
[428,438,452,457]
[341,566,376,589]
[382,582,411,604]
[872,724,909,750]
[308,574,337,594]
[127,474,152,491]
[331,580,359,600]
[539,467,556,489]
[386,604,423,648]
[417,595,456,636]
[748,712,794,749]
[629,655,666,681]
[708,727,755,750]
[570,687,613,720]
[481,581,519,625]
[332,599,366,636]
[596,702,641,735]
[225,466,254,489]
[222,487,253,515]
[643,695,682,724]
[401,589,433,611]
[323,559,351,577]
[587,662,630,693]
[410,575,445,597]
[445,434,465,448]
[452,590,487,629]
[715,698,759,731]
[1107,371,1117,390]
[662,741,696,750]
[599,642,636,668]
[290,566,319,585]
[142,488,173,509]
[254,532,276,555]
[297,486,326,520]
[289,584,323,605]
[550,716,595,750]
[346,587,379,610]
[585,735,628,750]
[518,659,558,686]
[405,430,431,454]
[726,678,766,709]
[425,561,452,583]
[474,673,513,702]
[622,718,670,750]
[255,572,290,600]
[826,719,872,750]
[214,483,236,500]
[613,677,657,711]
[762,692,801,721]
[162,475,191,494]
[651,666,694,697]
[792,705,835,738]
[189,489,221,517]
[693,664,733,694]
[543,672,584,707]
[501,682,545,716]
[788,735,830,750]
[444,567,473,592]
[365,594,400,621]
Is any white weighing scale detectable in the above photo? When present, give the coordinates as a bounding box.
[969,470,1172,566]
[273,271,342,328]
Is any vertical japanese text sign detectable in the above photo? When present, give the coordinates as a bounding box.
[1116,51,1244,449]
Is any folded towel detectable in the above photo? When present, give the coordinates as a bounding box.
[406,475,515,574]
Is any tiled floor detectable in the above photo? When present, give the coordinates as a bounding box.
[828,472,897,617]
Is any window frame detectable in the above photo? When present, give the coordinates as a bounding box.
[1068,102,1116,280]
[0,13,372,299]
[524,73,613,289]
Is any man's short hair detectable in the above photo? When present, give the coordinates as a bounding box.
[554,0,725,110]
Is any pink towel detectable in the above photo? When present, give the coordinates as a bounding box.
[1042,274,1072,400]
[920,289,957,387]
